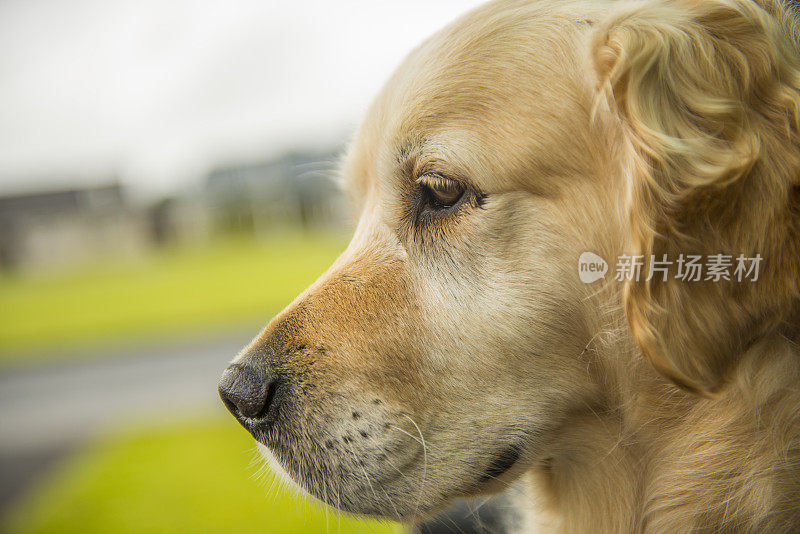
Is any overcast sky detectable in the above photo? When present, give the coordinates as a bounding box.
[0,0,483,199]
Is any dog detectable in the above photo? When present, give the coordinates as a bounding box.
[219,0,800,531]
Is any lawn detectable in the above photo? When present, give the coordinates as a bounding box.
[0,414,400,534]
[0,231,349,366]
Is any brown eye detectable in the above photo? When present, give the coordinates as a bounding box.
[417,174,465,210]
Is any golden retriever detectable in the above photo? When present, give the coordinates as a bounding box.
[218,0,800,531]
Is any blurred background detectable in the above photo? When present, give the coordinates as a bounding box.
[0,1,487,532]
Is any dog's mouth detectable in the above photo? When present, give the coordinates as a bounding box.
[478,443,524,484]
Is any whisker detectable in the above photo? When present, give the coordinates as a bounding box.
[402,414,429,520]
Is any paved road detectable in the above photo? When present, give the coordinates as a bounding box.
[0,324,261,509]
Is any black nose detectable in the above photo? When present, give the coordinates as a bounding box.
[218,363,275,422]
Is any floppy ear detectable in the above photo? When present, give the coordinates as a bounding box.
[593,0,800,394]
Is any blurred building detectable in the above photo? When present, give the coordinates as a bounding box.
[0,183,149,272]
[0,149,349,273]
[204,149,348,236]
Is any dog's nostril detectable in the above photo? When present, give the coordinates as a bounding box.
[220,396,239,417]
[218,364,274,420]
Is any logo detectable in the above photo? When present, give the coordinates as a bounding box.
[578,252,608,284]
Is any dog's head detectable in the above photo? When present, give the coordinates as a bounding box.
[219,0,800,521]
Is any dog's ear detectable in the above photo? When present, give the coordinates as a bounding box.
[592,0,800,394]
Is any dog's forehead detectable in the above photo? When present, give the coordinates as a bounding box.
[343,0,602,200]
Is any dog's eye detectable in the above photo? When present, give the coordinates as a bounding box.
[417,174,465,210]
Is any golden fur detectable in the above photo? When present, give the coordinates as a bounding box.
[232,0,800,531]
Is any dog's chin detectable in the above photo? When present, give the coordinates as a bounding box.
[255,441,431,520]
[255,438,529,522]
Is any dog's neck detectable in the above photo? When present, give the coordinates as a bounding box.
[518,328,800,533]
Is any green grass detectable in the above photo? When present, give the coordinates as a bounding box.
[0,232,349,365]
[0,414,400,534]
